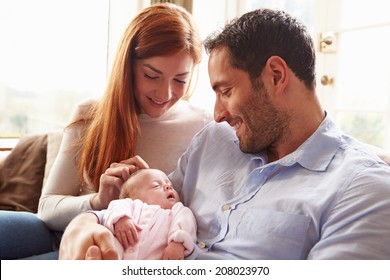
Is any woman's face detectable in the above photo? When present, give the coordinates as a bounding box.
[134,52,194,118]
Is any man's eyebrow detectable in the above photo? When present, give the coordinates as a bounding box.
[212,81,222,92]
[142,63,190,77]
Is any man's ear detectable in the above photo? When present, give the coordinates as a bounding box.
[263,56,289,93]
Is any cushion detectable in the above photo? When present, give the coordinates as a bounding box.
[43,131,63,187]
[0,134,47,213]
[0,151,11,185]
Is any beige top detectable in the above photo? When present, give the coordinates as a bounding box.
[38,99,212,231]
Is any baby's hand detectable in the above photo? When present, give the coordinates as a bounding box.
[114,216,142,249]
[162,242,185,260]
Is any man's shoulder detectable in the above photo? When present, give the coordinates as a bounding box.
[187,121,238,150]
[340,135,389,167]
[334,136,390,191]
[196,121,235,138]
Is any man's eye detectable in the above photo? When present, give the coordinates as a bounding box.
[221,88,232,97]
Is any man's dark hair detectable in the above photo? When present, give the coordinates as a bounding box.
[204,8,316,89]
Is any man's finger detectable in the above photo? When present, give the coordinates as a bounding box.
[85,245,102,260]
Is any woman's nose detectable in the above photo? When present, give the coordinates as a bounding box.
[155,82,173,102]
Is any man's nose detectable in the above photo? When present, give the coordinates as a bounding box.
[214,99,227,122]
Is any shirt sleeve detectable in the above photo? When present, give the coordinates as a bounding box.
[37,121,94,231]
[168,202,197,256]
[308,164,390,259]
[38,99,107,231]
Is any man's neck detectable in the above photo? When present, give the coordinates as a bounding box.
[267,105,325,163]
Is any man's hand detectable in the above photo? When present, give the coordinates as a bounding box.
[59,213,119,260]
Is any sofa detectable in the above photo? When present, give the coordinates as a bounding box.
[0,131,63,213]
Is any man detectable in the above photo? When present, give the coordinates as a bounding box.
[60,8,390,259]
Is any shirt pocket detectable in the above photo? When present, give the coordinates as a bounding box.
[234,209,311,259]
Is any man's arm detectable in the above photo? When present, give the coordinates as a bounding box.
[59,212,119,260]
[308,166,390,259]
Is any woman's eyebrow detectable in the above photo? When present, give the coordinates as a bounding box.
[176,72,190,77]
[143,63,162,74]
[143,63,190,77]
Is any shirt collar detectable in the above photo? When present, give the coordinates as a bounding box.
[278,113,342,171]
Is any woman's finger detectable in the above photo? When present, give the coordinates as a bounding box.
[105,165,129,175]
[120,155,149,169]
[100,173,123,190]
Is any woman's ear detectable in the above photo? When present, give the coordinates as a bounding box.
[263,56,289,93]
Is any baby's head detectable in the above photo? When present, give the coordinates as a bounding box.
[120,168,180,210]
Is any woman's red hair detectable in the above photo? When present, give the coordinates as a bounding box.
[78,3,202,191]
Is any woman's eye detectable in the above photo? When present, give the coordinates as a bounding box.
[144,74,158,80]
[174,78,187,84]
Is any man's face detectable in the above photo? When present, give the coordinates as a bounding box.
[208,47,287,153]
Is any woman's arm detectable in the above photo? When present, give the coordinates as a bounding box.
[38,98,150,231]
[38,122,92,231]
[38,100,96,231]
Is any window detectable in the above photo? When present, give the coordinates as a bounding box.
[323,0,390,149]
[2,0,389,150]
[0,0,109,137]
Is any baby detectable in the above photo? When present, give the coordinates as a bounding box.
[102,168,197,260]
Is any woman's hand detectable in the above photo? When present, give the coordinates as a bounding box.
[90,156,150,210]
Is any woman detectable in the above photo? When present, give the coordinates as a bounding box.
[0,3,211,259]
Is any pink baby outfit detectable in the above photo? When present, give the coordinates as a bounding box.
[103,198,197,260]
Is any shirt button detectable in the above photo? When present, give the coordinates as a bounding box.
[198,242,206,249]
[222,204,231,211]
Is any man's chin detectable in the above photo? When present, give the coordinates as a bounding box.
[238,138,262,154]
[238,141,251,154]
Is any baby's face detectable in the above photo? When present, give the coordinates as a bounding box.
[130,169,180,209]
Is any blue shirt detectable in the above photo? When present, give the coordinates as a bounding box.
[170,116,390,259]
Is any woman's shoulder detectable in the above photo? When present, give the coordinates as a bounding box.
[176,100,213,122]
[179,100,208,112]
[70,98,99,122]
